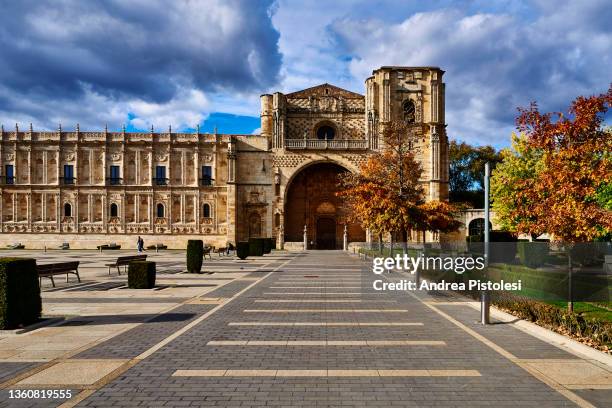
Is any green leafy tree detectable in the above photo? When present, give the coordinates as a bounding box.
[449,141,502,207]
[490,133,545,237]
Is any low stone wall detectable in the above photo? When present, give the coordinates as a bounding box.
[283,241,305,251]
[0,234,228,250]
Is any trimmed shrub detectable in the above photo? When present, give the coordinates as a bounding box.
[271,238,277,250]
[466,231,517,263]
[570,243,602,267]
[237,242,249,260]
[263,238,273,254]
[249,238,264,256]
[518,241,549,268]
[0,258,41,329]
[492,292,612,350]
[128,261,156,289]
[186,240,204,273]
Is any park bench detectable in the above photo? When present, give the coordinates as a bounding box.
[147,243,167,250]
[213,246,227,256]
[203,246,213,260]
[97,243,121,250]
[37,261,81,287]
[105,255,147,275]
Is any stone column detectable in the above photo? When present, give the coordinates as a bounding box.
[43,150,48,185]
[195,193,200,232]
[168,194,173,233]
[42,192,46,222]
[303,224,308,250]
[121,193,126,231]
[88,194,93,223]
[429,129,440,201]
[134,193,139,223]
[27,149,32,184]
[181,151,185,185]
[149,194,153,231]
[12,193,16,222]
[343,224,348,251]
[278,225,284,250]
[74,192,79,231]
[56,150,60,185]
[135,150,140,185]
[180,194,185,224]
[89,150,94,185]
[56,193,61,232]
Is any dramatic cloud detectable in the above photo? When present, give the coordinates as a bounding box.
[328,0,612,146]
[0,0,281,130]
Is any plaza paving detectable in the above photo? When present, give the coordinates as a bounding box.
[0,250,610,407]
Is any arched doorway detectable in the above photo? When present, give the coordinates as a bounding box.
[284,162,365,249]
[468,218,492,236]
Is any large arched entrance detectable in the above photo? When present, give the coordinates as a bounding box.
[284,162,365,249]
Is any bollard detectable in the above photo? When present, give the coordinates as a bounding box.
[480,290,490,324]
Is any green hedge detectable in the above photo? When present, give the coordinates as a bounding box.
[271,238,277,250]
[249,238,264,256]
[518,241,549,268]
[128,261,156,289]
[186,240,204,273]
[492,293,611,349]
[237,242,249,259]
[570,244,603,267]
[466,231,517,263]
[263,238,273,254]
[0,258,41,329]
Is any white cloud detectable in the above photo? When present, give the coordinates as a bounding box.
[329,5,612,146]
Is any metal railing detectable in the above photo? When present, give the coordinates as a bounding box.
[285,139,368,150]
[199,178,214,186]
[153,177,169,186]
[106,177,123,186]
[0,176,15,185]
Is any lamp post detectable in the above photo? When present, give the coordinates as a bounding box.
[481,162,491,325]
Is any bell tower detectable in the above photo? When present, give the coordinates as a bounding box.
[365,66,448,200]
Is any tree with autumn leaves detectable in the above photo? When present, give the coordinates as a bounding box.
[492,87,612,242]
[491,87,612,311]
[337,121,461,250]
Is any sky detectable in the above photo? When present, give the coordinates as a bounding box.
[0,0,610,147]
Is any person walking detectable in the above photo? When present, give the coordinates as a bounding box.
[137,236,142,253]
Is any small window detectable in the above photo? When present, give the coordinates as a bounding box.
[4,165,14,185]
[64,203,72,217]
[316,125,335,140]
[203,203,211,218]
[109,165,120,185]
[403,100,416,124]
[63,164,74,184]
[155,166,167,185]
[201,166,212,186]
[110,203,118,217]
[156,203,165,218]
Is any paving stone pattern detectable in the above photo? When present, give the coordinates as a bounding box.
[76,251,584,407]
[75,304,216,360]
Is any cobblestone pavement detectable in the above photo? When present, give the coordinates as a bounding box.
[1,251,611,407]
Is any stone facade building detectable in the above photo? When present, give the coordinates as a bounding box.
[0,66,448,249]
